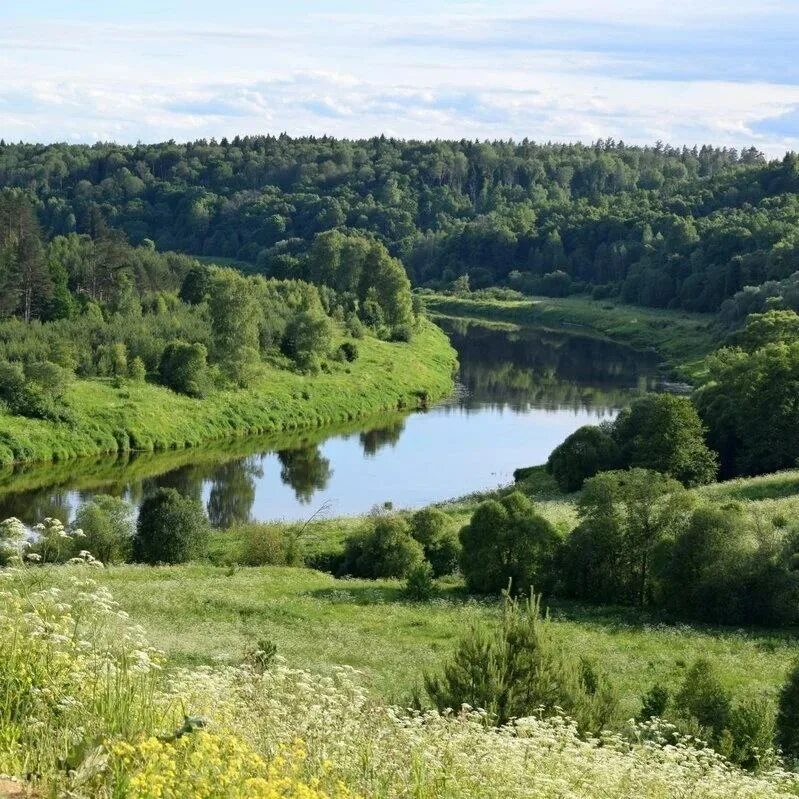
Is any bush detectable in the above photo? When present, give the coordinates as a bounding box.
[404,560,436,601]
[236,523,304,566]
[546,424,618,491]
[459,492,559,595]
[410,507,448,547]
[0,360,66,421]
[158,340,209,397]
[674,658,732,742]
[338,341,358,362]
[424,592,618,733]
[74,495,134,564]
[133,488,209,564]
[128,356,147,382]
[426,528,461,577]
[777,659,799,761]
[562,469,693,607]
[654,503,755,623]
[340,515,424,579]
[639,683,670,721]
[24,360,72,400]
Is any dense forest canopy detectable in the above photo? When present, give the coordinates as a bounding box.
[1,136,798,312]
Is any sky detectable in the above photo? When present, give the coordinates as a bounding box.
[1,1,798,155]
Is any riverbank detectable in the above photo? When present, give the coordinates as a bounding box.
[0,319,457,467]
[423,292,720,381]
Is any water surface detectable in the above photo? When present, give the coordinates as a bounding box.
[0,319,663,525]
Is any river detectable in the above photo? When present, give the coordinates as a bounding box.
[0,318,664,525]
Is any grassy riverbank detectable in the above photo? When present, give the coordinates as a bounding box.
[0,320,456,467]
[423,292,720,380]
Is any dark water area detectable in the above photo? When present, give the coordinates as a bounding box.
[0,319,664,525]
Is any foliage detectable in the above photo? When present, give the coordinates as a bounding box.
[546,423,618,491]
[654,503,759,623]
[777,659,799,762]
[404,560,437,601]
[459,491,559,595]
[3,140,795,316]
[158,339,209,397]
[410,507,461,576]
[74,494,135,564]
[696,341,799,478]
[236,523,304,567]
[562,469,693,607]
[612,394,718,487]
[133,488,209,564]
[340,515,425,579]
[424,592,618,733]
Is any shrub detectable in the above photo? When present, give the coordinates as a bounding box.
[410,507,448,547]
[74,495,134,564]
[424,592,618,733]
[639,683,671,721]
[655,503,755,623]
[237,522,304,566]
[727,698,777,771]
[562,469,693,607]
[133,488,209,564]
[128,355,147,382]
[24,360,72,400]
[459,492,559,595]
[674,658,732,742]
[338,341,358,362]
[427,528,461,577]
[340,515,424,578]
[777,659,799,761]
[0,360,65,421]
[546,424,618,491]
[405,560,436,601]
[158,340,209,397]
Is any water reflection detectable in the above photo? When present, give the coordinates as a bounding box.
[0,320,665,523]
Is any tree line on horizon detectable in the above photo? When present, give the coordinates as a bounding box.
[0,136,797,313]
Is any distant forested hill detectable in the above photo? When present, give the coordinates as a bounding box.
[1,136,798,312]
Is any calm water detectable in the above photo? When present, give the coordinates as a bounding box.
[0,319,663,525]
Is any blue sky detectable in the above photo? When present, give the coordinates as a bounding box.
[2,1,798,155]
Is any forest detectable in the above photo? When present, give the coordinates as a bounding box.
[0,137,797,315]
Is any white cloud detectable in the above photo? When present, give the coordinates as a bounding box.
[0,3,796,154]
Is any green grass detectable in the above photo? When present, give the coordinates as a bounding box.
[38,562,794,720]
[22,464,799,721]
[423,292,720,381]
[0,320,457,467]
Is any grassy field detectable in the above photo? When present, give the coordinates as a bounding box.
[423,292,720,380]
[35,561,793,721]
[0,320,456,467]
[28,465,799,721]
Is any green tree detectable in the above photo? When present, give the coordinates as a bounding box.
[341,515,424,579]
[179,264,210,305]
[74,495,134,564]
[696,342,799,477]
[612,394,717,487]
[654,503,755,622]
[207,268,261,384]
[133,488,209,565]
[158,340,208,397]
[424,592,618,733]
[567,469,693,607]
[546,424,618,491]
[459,491,559,595]
[674,658,732,743]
